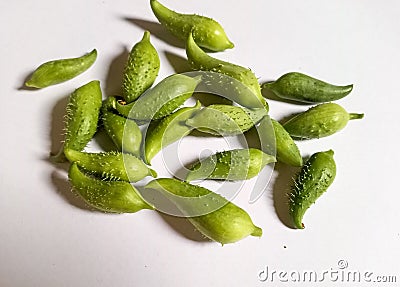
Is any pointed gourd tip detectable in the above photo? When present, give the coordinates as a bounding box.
[24,80,39,89]
[142,31,151,41]
[293,220,305,229]
[227,40,234,49]
[347,84,353,91]
[143,154,152,166]
[326,150,334,156]
[251,226,263,237]
[149,168,157,178]
[349,113,364,120]
[89,48,97,56]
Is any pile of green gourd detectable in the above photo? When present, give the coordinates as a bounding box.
[26,0,363,244]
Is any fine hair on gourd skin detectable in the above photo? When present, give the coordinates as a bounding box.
[64,149,157,183]
[185,32,268,110]
[69,163,154,213]
[122,31,160,103]
[102,109,143,157]
[185,148,276,182]
[51,80,102,163]
[288,150,336,229]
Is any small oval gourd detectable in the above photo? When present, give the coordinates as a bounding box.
[122,31,160,103]
[283,103,364,139]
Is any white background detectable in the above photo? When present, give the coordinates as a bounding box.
[1,0,399,286]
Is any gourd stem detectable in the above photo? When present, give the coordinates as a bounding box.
[349,113,364,120]
[251,226,263,237]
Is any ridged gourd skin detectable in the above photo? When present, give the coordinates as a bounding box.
[122,31,160,103]
[185,104,267,136]
[289,150,336,229]
[185,148,276,181]
[52,80,102,162]
[283,103,364,139]
[150,0,234,52]
[145,178,262,244]
[263,72,353,104]
[69,163,154,213]
[116,74,201,121]
[271,119,303,167]
[25,49,97,88]
[64,149,156,182]
[102,110,142,157]
[186,33,268,110]
[144,101,202,165]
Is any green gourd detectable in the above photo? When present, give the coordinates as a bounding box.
[186,32,267,109]
[64,149,156,182]
[25,49,97,88]
[102,110,142,157]
[185,104,267,136]
[263,72,353,103]
[122,31,160,103]
[289,150,336,229]
[144,101,202,165]
[150,0,234,52]
[145,178,262,244]
[101,96,117,113]
[185,148,276,182]
[271,119,303,166]
[283,103,364,139]
[69,163,154,213]
[52,80,102,162]
[116,74,201,121]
